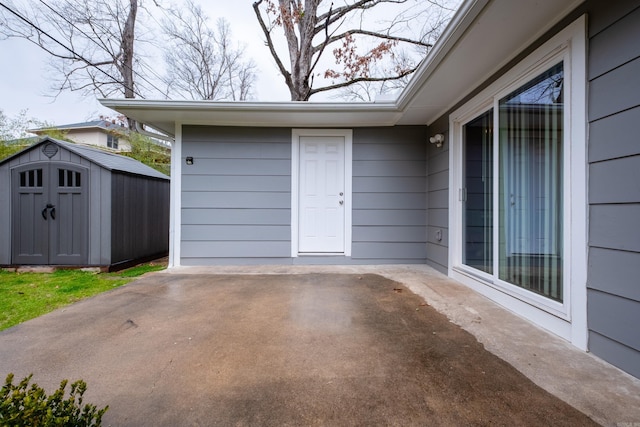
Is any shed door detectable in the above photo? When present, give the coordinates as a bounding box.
[298,136,345,253]
[12,164,88,265]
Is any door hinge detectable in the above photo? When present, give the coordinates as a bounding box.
[459,188,467,201]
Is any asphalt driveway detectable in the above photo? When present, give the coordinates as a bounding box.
[0,272,604,426]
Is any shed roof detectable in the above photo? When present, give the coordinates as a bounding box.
[0,137,169,180]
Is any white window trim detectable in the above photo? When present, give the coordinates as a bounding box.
[448,16,587,349]
[291,129,353,257]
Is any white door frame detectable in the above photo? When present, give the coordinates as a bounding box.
[291,129,352,257]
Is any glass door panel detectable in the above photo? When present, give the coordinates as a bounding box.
[498,63,564,301]
[462,110,493,274]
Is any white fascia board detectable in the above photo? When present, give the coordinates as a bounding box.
[99,99,402,132]
[395,0,489,111]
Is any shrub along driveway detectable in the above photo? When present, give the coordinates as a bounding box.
[0,272,606,425]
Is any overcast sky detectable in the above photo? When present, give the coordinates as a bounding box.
[0,1,293,126]
[0,0,459,127]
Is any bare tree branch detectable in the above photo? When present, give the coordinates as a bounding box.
[310,66,416,97]
[0,0,146,104]
[252,0,294,90]
[161,0,256,101]
[254,0,457,100]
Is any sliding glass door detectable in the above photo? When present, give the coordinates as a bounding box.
[461,63,564,302]
[463,110,493,274]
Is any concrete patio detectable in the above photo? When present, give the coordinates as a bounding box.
[0,265,639,426]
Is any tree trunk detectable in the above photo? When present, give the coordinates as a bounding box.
[280,0,319,101]
[122,0,137,128]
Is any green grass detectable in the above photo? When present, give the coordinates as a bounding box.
[0,264,165,331]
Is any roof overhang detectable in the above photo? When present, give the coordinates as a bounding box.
[99,0,583,137]
[98,100,403,136]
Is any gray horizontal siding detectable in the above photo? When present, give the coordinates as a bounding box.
[589,106,640,162]
[353,177,425,192]
[182,208,290,225]
[353,209,426,226]
[428,170,448,192]
[588,289,640,351]
[589,156,640,203]
[183,141,291,158]
[589,332,640,379]
[182,225,290,241]
[589,204,640,252]
[588,56,640,121]
[588,247,640,303]
[586,0,640,379]
[426,117,449,273]
[352,193,425,209]
[181,126,292,261]
[353,160,425,177]
[352,226,426,242]
[181,159,290,176]
[351,243,426,259]
[182,175,290,192]
[182,241,290,258]
[182,191,290,209]
[351,127,427,263]
[426,242,448,270]
[428,208,448,229]
[588,6,640,78]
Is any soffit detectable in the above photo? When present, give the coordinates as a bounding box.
[396,0,584,126]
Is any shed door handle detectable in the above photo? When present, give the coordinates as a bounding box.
[43,204,56,220]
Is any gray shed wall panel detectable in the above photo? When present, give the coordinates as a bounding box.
[110,173,170,265]
[0,162,10,264]
[85,161,110,265]
[586,0,640,379]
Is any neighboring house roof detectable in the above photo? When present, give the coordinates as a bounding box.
[1,136,40,145]
[0,137,169,180]
[99,0,580,135]
[29,120,128,135]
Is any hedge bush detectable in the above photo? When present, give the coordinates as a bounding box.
[0,373,108,426]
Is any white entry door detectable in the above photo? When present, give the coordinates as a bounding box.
[298,136,345,253]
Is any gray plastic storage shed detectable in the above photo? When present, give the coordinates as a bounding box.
[0,137,170,270]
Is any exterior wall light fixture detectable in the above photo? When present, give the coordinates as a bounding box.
[429,134,445,148]
[185,156,194,165]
